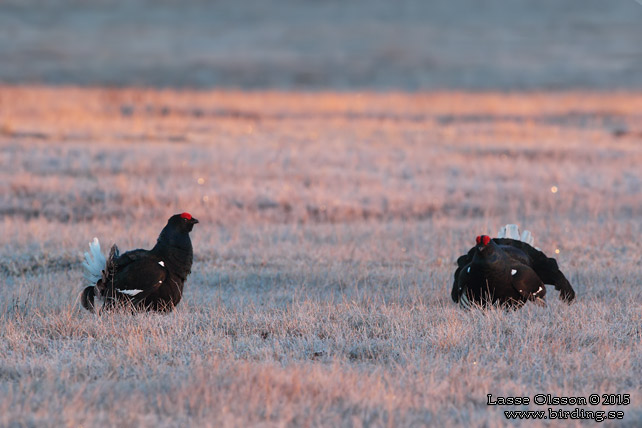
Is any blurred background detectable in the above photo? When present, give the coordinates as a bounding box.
[1,0,641,90]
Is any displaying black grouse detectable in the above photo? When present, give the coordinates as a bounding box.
[452,224,575,309]
[80,212,199,313]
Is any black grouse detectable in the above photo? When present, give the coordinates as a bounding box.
[80,212,199,313]
[451,224,575,309]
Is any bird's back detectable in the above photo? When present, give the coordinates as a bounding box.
[495,240,532,267]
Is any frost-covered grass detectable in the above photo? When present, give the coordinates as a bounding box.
[1,87,641,427]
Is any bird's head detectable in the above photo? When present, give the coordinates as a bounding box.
[475,235,492,253]
[168,212,199,233]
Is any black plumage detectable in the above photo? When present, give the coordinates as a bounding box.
[80,212,199,313]
[451,231,575,309]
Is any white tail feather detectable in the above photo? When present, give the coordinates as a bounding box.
[83,237,106,286]
[520,230,534,246]
[497,224,535,247]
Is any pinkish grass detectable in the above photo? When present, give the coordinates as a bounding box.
[0,87,641,427]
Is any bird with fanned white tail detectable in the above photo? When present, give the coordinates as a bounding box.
[451,224,575,309]
[80,212,199,313]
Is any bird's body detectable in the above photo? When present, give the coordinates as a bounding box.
[80,212,199,313]
[452,225,575,309]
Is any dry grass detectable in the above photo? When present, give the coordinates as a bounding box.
[1,87,641,427]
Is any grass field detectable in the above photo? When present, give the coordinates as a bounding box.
[1,87,641,426]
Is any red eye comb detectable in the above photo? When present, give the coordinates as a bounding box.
[180,212,192,220]
[476,235,491,246]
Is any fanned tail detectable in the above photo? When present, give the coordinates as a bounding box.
[497,224,535,247]
[81,240,120,313]
[102,244,119,285]
[82,237,106,286]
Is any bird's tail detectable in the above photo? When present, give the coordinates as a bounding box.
[80,286,96,312]
[497,224,534,246]
[82,237,106,286]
